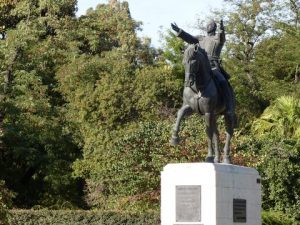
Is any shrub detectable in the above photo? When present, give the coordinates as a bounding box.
[0,181,13,225]
[9,209,160,225]
[73,117,209,211]
[256,138,300,221]
[8,209,297,225]
[262,211,295,225]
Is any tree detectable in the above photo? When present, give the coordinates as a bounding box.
[221,0,274,87]
[196,0,277,125]
[60,2,184,210]
[0,0,19,40]
[160,30,185,80]
[133,65,182,119]
[0,0,83,208]
[253,28,300,100]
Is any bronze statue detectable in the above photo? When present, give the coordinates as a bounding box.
[170,20,236,164]
[171,20,235,120]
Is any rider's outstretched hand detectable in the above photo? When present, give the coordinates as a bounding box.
[220,19,224,30]
[171,22,180,32]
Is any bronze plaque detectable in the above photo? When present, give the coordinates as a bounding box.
[176,185,201,222]
[233,199,247,223]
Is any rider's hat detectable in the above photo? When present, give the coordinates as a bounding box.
[206,19,217,34]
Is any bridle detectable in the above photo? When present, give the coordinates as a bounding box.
[184,45,212,95]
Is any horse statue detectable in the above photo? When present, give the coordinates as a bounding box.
[170,44,235,164]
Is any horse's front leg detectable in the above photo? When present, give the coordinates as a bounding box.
[170,105,192,146]
[223,114,234,164]
[204,112,215,163]
[212,118,220,163]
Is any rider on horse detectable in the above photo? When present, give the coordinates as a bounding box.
[171,19,235,120]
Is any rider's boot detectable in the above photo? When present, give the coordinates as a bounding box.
[220,81,236,125]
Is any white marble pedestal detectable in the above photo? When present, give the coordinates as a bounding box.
[161,163,261,225]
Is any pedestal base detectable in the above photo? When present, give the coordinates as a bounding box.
[161,163,261,225]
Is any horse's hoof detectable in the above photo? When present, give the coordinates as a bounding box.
[214,156,220,163]
[223,156,231,164]
[205,156,214,163]
[170,136,180,146]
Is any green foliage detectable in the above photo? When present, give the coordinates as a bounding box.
[160,30,185,79]
[56,2,185,212]
[213,0,275,125]
[232,133,300,222]
[256,138,300,220]
[254,27,300,100]
[76,2,139,56]
[244,96,300,221]
[8,209,160,225]
[229,96,300,223]
[0,0,20,39]
[7,209,297,225]
[262,211,294,225]
[57,52,136,129]
[73,117,209,211]
[1,70,83,207]
[0,0,83,208]
[1,0,300,219]
[222,0,273,84]
[229,74,267,126]
[0,181,14,225]
[252,96,300,138]
[211,0,300,127]
[134,65,182,118]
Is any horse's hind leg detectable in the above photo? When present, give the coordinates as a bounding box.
[212,123,220,163]
[170,105,192,146]
[204,112,219,163]
[223,114,234,164]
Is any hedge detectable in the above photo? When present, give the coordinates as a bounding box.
[8,210,160,225]
[8,210,296,225]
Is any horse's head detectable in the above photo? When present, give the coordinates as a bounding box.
[183,44,212,90]
[183,44,201,78]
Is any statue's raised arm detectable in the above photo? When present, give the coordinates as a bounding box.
[171,22,180,33]
[220,19,224,31]
[170,22,198,44]
[218,19,225,42]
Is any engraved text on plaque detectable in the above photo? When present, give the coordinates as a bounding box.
[176,185,201,222]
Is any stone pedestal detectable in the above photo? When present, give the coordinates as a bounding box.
[161,163,261,225]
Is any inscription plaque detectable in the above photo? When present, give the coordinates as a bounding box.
[233,199,247,223]
[176,185,201,222]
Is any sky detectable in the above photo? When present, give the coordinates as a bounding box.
[77,0,224,47]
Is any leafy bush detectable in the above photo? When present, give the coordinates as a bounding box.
[9,210,160,225]
[235,135,300,222]
[252,96,300,139]
[257,138,300,221]
[73,116,209,211]
[0,181,13,225]
[248,96,300,221]
[8,209,297,225]
[262,211,294,225]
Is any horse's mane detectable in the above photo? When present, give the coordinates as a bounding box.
[183,44,213,90]
[183,44,195,64]
[183,44,209,64]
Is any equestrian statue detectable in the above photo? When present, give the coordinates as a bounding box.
[169,19,237,164]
